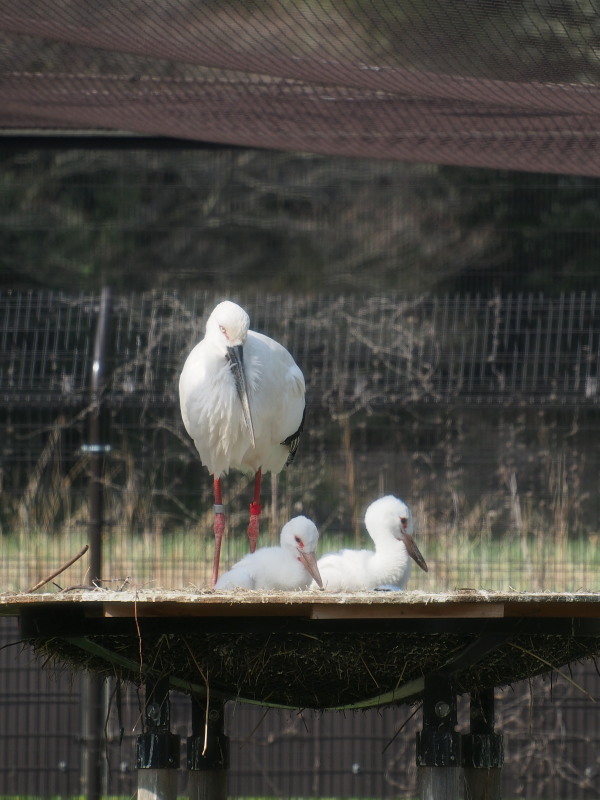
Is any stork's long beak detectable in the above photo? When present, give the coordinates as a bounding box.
[227,344,255,447]
[402,533,429,573]
[298,549,324,589]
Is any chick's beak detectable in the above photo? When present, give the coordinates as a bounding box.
[402,532,429,573]
[298,549,324,589]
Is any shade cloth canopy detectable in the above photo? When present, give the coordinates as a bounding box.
[2,1,600,175]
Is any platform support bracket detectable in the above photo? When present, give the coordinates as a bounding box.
[187,697,229,800]
[136,678,180,800]
[462,688,504,800]
[416,672,462,800]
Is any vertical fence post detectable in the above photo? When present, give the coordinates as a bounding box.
[81,286,112,800]
[80,678,106,800]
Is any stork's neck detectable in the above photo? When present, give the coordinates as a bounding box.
[370,539,411,585]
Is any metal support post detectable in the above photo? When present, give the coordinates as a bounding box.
[462,688,504,800]
[416,672,462,800]
[136,678,181,800]
[80,675,106,800]
[81,286,112,800]
[87,285,112,585]
[187,697,229,800]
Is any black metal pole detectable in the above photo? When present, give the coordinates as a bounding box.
[81,677,105,800]
[82,287,112,800]
[88,286,112,584]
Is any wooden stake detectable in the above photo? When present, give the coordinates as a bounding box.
[418,766,462,800]
[138,769,179,800]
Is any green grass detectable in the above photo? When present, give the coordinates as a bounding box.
[0,523,598,594]
[421,531,600,592]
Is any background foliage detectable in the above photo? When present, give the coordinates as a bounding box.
[3,149,600,296]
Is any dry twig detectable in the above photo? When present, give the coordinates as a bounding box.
[27,545,89,593]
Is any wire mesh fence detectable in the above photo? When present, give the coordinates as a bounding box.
[3,290,600,405]
[0,284,599,798]
[2,617,600,800]
[1,78,600,798]
[1,288,600,799]
[1,289,599,592]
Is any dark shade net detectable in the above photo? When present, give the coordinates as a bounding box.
[3,1,600,175]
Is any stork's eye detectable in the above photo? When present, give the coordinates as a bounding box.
[294,536,304,547]
[219,325,226,334]
[400,517,408,527]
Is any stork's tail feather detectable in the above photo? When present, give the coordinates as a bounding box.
[281,407,305,466]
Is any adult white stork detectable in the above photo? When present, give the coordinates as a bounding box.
[314,495,428,592]
[179,300,305,587]
[214,515,323,590]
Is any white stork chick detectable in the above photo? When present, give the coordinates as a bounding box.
[315,495,428,592]
[179,300,305,586]
[214,516,324,591]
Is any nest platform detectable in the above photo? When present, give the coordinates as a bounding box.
[3,589,600,710]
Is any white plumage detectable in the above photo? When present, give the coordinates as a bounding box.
[214,516,323,591]
[179,300,305,586]
[315,495,428,592]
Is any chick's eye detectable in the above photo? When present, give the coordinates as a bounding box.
[400,517,408,527]
[219,325,226,334]
[294,536,303,547]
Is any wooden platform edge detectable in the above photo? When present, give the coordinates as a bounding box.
[2,589,600,620]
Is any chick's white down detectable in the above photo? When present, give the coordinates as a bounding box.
[315,495,428,592]
[214,516,323,590]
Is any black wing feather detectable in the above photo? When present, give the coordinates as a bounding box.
[281,407,305,466]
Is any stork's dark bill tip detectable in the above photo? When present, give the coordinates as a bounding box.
[402,533,429,573]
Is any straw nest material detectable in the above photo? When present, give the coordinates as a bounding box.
[32,628,600,710]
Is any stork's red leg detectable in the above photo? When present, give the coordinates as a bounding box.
[211,476,226,588]
[248,468,262,553]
